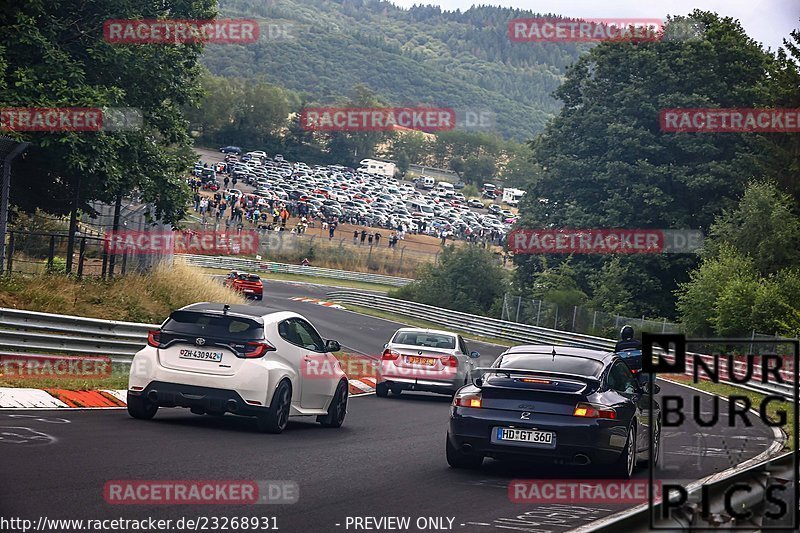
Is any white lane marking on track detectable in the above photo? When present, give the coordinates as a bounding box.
[6,414,70,424]
[0,427,57,445]
[348,379,374,392]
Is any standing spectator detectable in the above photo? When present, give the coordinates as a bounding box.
[375,232,381,246]
[193,192,201,212]
[368,232,374,246]
[360,229,367,245]
[224,176,230,189]
[328,219,337,240]
[353,230,359,245]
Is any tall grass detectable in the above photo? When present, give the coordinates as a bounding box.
[0,261,245,323]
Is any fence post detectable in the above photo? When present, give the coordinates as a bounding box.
[76,238,86,279]
[121,251,128,275]
[536,300,542,326]
[572,306,578,331]
[515,295,522,323]
[641,315,645,328]
[501,293,508,321]
[554,305,559,329]
[5,231,13,274]
[101,249,108,279]
[592,311,597,331]
[47,235,55,270]
[662,318,667,333]
[399,247,406,273]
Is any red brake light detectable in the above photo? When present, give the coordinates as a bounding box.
[441,355,458,367]
[382,349,400,361]
[147,330,161,348]
[521,378,551,384]
[453,391,482,408]
[245,342,275,358]
[573,402,616,419]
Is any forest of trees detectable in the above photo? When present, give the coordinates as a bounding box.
[202,0,589,140]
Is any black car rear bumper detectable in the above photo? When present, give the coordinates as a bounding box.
[448,407,627,465]
[130,381,269,417]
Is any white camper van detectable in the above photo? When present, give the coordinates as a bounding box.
[358,159,396,179]
[502,188,526,207]
[435,181,455,197]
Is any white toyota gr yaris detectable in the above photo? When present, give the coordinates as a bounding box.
[128,302,348,433]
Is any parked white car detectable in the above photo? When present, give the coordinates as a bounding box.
[127,303,349,433]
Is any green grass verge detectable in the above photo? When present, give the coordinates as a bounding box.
[0,366,130,390]
[665,377,794,451]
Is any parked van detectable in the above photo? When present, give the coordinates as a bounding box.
[406,200,435,218]
[436,181,455,197]
[416,176,435,189]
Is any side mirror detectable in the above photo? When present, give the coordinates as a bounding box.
[383,343,389,349]
[469,351,480,359]
[325,340,341,353]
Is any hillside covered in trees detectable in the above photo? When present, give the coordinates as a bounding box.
[203,0,588,140]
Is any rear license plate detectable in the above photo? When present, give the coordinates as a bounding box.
[495,427,556,447]
[244,289,254,293]
[407,356,435,365]
[179,349,223,362]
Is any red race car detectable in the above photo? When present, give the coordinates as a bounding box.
[224,271,263,300]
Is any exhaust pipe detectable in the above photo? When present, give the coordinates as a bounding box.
[147,390,158,403]
[573,454,591,466]
[227,399,239,412]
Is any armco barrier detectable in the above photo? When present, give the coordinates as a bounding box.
[325,291,796,396]
[179,254,412,287]
[0,307,154,359]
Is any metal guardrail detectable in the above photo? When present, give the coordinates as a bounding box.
[325,291,796,396]
[0,307,154,359]
[179,254,412,287]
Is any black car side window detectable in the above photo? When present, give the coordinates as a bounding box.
[608,362,637,394]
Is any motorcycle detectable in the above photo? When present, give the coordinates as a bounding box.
[615,347,650,388]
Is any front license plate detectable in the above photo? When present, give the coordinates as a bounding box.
[407,356,435,365]
[179,349,223,362]
[495,427,556,447]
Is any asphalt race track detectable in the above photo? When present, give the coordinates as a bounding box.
[0,280,780,532]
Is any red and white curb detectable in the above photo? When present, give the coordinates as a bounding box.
[288,296,346,310]
[0,380,375,408]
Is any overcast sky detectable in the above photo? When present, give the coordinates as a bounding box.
[391,0,798,51]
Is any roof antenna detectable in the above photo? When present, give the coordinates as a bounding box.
[552,346,557,361]
[223,304,230,315]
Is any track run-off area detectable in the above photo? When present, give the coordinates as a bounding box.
[0,280,781,533]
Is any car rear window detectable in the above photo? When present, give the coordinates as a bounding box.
[162,311,263,340]
[393,332,455,349]
[498,353,603,377]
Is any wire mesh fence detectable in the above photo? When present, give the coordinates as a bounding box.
[499,293,791,353]
[500,293,687,339]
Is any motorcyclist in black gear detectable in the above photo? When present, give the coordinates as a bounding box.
[614,325,642,352]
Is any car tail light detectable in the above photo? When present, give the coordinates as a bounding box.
[521,378,552,384]
[441,355,458,367]
[453,391,482,408]
[382,349,400,360]
[147,330,162,348]
[573,402,616,419]
[244,342,276,358]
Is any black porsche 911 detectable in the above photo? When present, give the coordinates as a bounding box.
[446,345,661,478]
